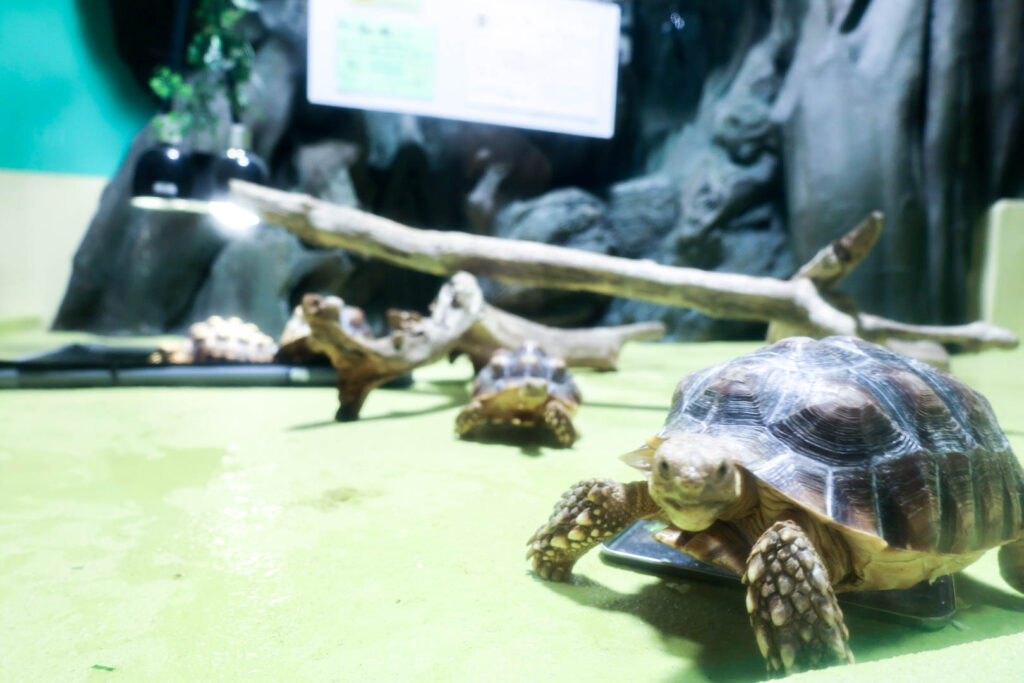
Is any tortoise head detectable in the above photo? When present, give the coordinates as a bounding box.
[622,433,746,531]
[513,378,551,410]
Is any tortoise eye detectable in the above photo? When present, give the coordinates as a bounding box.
[716,463,729,480]
[658,460,670,477]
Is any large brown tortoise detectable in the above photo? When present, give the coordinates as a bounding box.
[527,336,1024,674]
[457,342,582,447]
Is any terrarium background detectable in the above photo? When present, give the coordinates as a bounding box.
[54,0,1024,340]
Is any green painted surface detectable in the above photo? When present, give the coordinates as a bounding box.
[0,0,153,176]
[2,330,1024,681]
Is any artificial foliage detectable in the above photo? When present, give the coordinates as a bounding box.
[149,0,259,141]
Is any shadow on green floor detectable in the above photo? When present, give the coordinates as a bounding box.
[532,567,1024,682]
[287,378,472,430]
[955,573,1024,612]
[456,423,575,455]
[538,573,766,681]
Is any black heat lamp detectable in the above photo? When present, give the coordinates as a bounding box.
[128,0,267,229]
[130,0,202,212]
[130,131,199,212]
[202,124,268,230]
[211,123,269,197]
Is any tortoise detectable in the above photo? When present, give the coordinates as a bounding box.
[456,342,582,447]
[526,336,1024,674]
[150,315,278,364]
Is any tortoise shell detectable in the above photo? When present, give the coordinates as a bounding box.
[473,342,581,407]
[150,315,278,364]
[658,336,1024,555]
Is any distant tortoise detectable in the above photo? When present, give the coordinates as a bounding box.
[150,315,278,364]
[457,342,582,447]
[527,336,1024,673]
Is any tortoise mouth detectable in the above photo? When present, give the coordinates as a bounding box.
[662,499,708,509]
[655,497,724,532]
[656,492,728,511]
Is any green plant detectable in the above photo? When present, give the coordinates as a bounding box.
[149,67,194,142]
[150,0,260,139]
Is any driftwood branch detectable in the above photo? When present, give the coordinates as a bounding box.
[291,272,661,419]
[302,272,483,420]
[856,316,1018,353]
[766,213,1018,361]
[791,212,884,288]
[232,181,1018,353]
[233,181,857,337]
[456,306,664,372]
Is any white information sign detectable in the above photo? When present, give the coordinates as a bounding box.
[307,0,621,138]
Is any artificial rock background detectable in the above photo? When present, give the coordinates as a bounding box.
[55,0,1024,339]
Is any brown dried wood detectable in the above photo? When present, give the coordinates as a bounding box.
[301,272,483,420]
[455,305,664,372]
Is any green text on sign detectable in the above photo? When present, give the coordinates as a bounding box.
[336,17,436,100]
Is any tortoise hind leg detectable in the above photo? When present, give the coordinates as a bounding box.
[744,520,853,674]
[998,540,1024,593]
[527,479,658,581]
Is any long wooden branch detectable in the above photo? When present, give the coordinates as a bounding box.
[233,181,857,337]
[857,315,1017,353]
[232,181,1018,352]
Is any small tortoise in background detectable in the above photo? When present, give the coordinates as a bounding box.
[457,342,582,447]
[527,336,1024,674]
[150,315,278,364]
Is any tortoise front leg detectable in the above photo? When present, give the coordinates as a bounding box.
[542,401,577,447]
[744,520,853,674]
[455,401,486,438]
[998,539,1024,593]
[527,479,658,581]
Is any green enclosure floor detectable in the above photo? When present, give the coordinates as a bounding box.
[2,327,1024,682]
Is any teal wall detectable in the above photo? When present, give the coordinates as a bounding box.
[0,0,155,177]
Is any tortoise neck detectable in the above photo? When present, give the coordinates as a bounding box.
[717,469,760,521]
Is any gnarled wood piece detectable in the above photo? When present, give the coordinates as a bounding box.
[290,272,662,418]
[457,305,664,372]
[303,272,484,420]
[277,300,372,364]
[388,304,663,372]
[232,182,1019,352]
